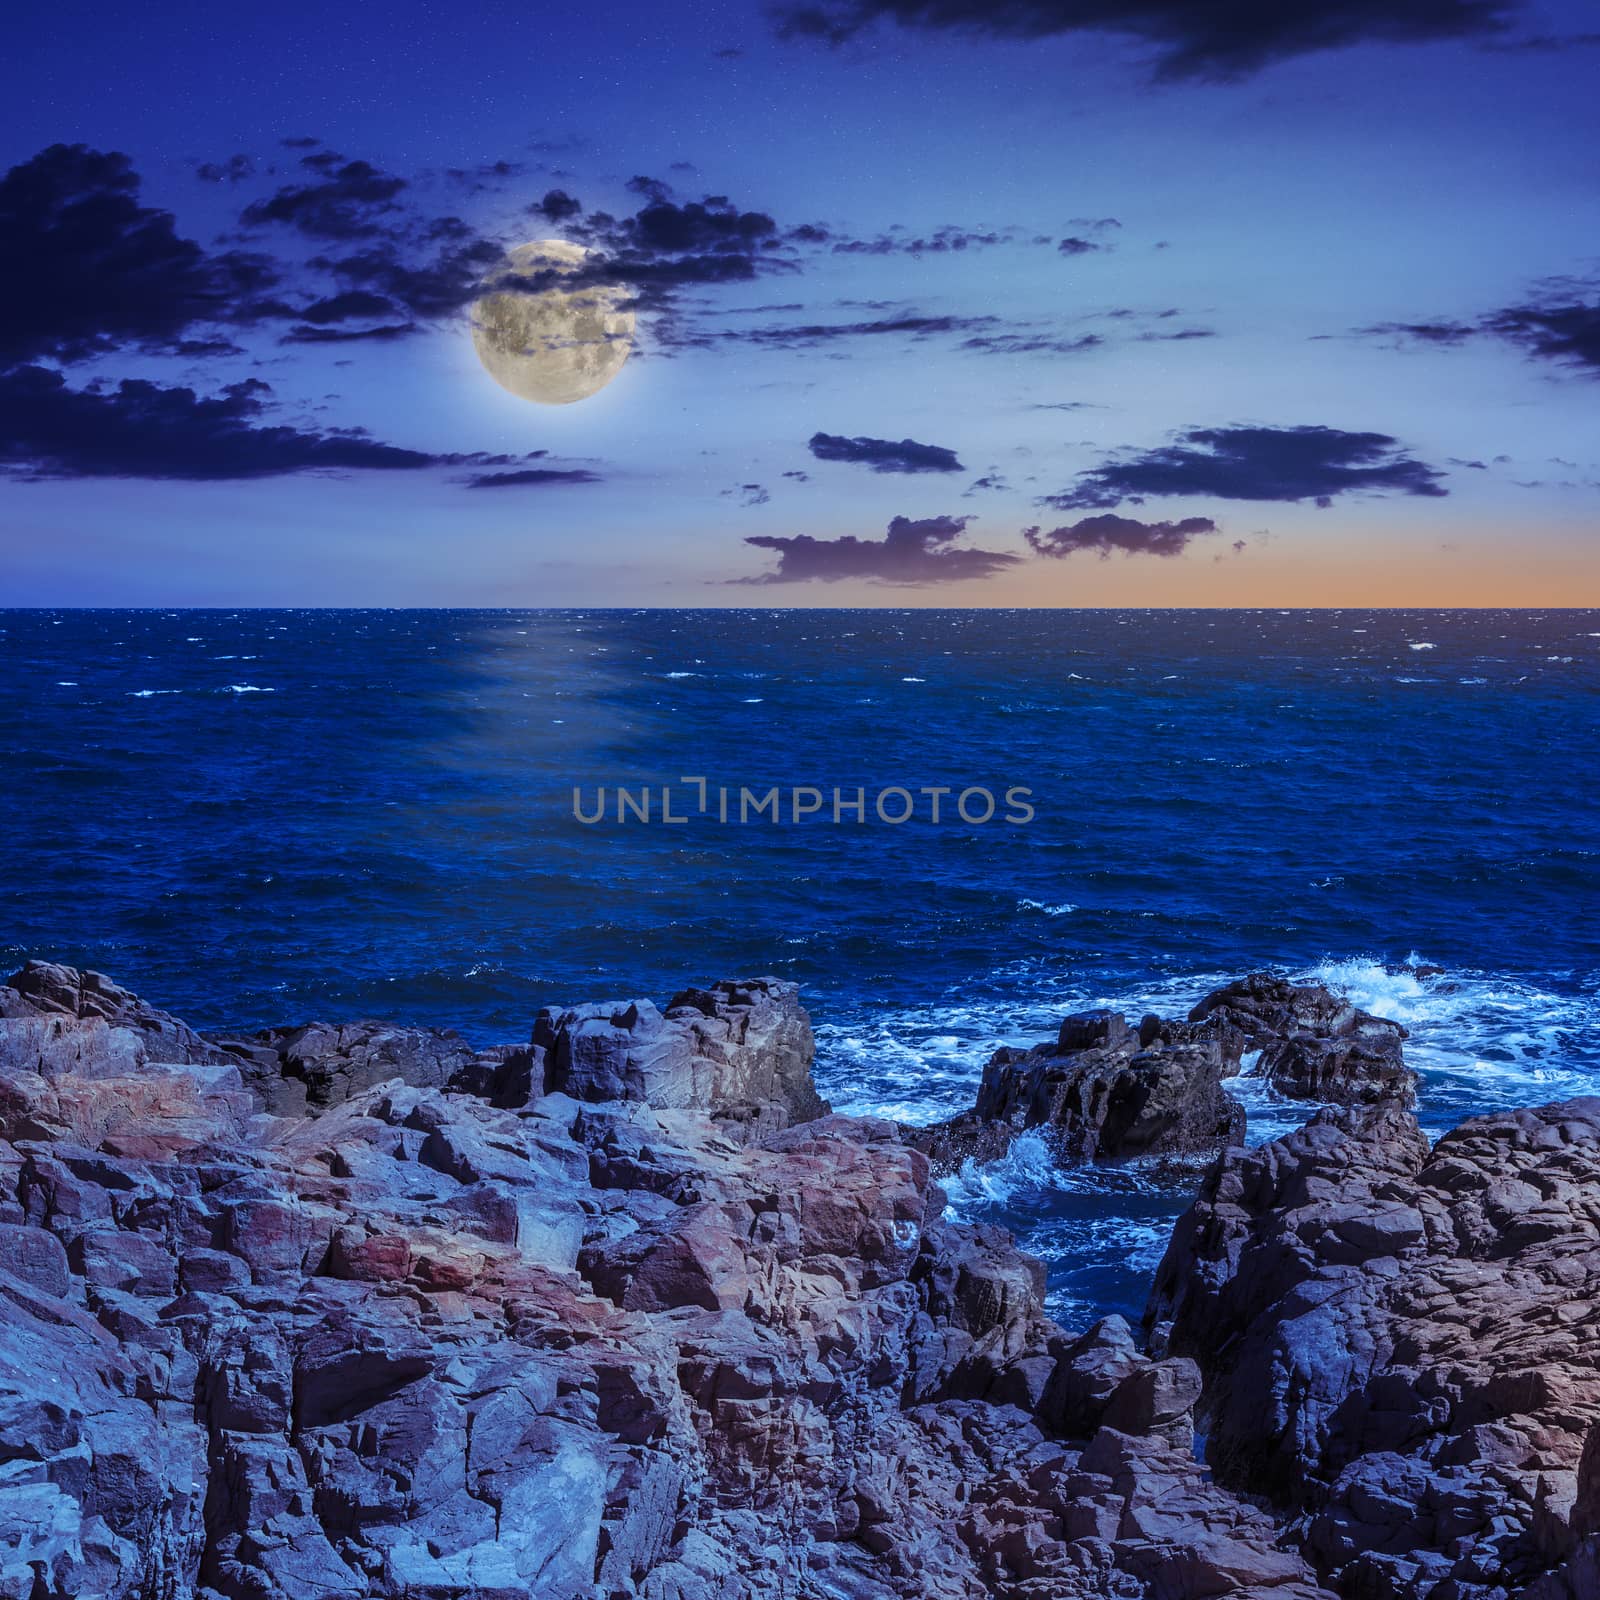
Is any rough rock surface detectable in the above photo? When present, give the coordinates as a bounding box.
[208,1020,492,1116]
[911,1007,1246,1174]
[0,962,1329,1600]
[526,977,828,1137]
[1188,972,1417,1107]
[0,958,234,1073]
[1147,1096,1600,1599]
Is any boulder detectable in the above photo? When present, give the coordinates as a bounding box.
[531,976,827,1136]
[1188,970,1417,1106]
[910,1006,1244,1173]
[1147,1095,1600,1598]
[209,1018,487,1114]
[1,959,229,1064]
[0,960,1333,1600]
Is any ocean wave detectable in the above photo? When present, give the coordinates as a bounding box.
[1295,955,1599,1129]
[1018,898,1077,916]
[940,1130,1060,1212]
[843,957,1587,1326]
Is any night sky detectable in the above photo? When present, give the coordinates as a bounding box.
[3,0,1597,605]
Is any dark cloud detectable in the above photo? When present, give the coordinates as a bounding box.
[1356,280,1600,376]
[740,313,996,350]
[0,144,276,366]
[0,365,480,481]
[722,482,773,505]
[195,155,255,184]
[739,513,1020,584]
[808,430,964,473]
[295,289,407,325]
[1098,305,1211,341]
[174,337,246,359]
[241,151,409,239]
[1482,287,1600,375]
[1357,319,1477,346]
[439,159,523,193]
[463,467,602,489]
[818,224,1015,255]
[1046,423,1449,509]
[773,0,1518,80]
[279,322,421,344]
[729,306,1182,358]
[584,192,777,255]
[307,236,503,323]
[222,142,817,342]
[625,175,675,202]
[1024,512,1219,557]
[1,141,534,363]
[490,190,803,319]
[535,189,582,222]
[1057,236,1106,256]
[961,331,1103,356]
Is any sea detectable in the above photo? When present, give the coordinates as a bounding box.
[4,607,1598,1328]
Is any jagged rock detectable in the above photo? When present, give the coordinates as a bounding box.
[1147,1095,1600,1599]
[1188,971,1417,1106]
[0,958,238,1089]
[1254,1031,1416,1106]
[0,962,1333,1600]
[1188,971,1368,1040]
[530,976,828,1136]
[208,1019,488,1115]
[910,1007,1244,1174]
[1,959,230,1065]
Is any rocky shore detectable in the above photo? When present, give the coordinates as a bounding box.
[0,958,1593,1598]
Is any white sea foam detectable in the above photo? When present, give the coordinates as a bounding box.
[1288,956,1599,1133]
[1018,898,1077,916]
[222,685,274,694]
[129,689,182,697]
[816,954,1599,1170]
[1408,642,1437,651]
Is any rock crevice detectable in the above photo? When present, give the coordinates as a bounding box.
[0,960,1332,1600]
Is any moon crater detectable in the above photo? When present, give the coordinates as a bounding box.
[470,240,634,406]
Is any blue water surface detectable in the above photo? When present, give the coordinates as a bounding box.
[4,607,1597,1324]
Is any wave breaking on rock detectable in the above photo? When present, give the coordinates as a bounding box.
[0,958,1592,1598]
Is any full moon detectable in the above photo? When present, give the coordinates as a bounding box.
[470,240,634,405]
